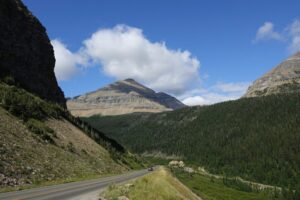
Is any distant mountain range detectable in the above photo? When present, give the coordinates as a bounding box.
[68,52,300,117]
[67,78,186,117]
[244,52,300,97]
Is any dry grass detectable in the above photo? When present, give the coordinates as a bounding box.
[102,167,201,200]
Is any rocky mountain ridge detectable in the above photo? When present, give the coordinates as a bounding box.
[0,0,65,106]
[244,52,300,97]
[67,79,186,117]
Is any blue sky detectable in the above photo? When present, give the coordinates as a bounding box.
[23,0,300,105]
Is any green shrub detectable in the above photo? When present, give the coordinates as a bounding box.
[67,142,76,153]
[0,83,63,121]
[0,76,16,85]
[222,177,256,193]
[26,118,56,144]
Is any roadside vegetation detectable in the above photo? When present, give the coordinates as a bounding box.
[175,171,275,200]
[101,167,200,200]
[175,168,300,200]
[168,161,299,200]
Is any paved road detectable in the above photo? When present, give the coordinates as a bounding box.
[0,169,150,200]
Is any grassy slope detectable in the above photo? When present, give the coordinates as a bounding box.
[84,94,300,188]
[102,167,201,200]
[0,107,124,188]
[0,82,142,191]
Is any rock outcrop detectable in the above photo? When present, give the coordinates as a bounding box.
[67,79,186,116]
[244,52,300,97]
[0,0,65,106]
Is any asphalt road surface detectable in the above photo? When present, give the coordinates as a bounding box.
[0,169,150,200]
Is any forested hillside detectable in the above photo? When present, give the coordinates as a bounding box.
[85,94,300,189]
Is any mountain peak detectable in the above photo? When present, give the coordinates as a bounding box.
[123,78,136,82]
[117,78,149,88]
[244,52,300,97]
[118,78,149,90]
[103,78,155,95]
[67,79,186,117]
[287,51,300,61]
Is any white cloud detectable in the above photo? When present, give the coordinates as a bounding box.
[82,25,200,94]
[214,82,250,93]
[182,93,239,106]
[181,82,250,106]
[289,20,300,36]
[254,22,282,42]
[51,40,86,81]
[289,36,300,53]
[182,96,206,106]
[52,25,250,106]
[287,20,300,52]
[254,20,300,53]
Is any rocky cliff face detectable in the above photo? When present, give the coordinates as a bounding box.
[0,0,65,106]
[244,52,300,97]
[67,79,186,116]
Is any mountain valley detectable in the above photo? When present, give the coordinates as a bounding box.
[1,0,300,199]
[84,54,300,193]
